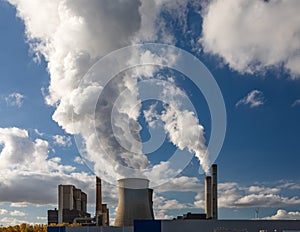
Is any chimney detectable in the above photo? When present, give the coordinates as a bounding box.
[211,164,218,219]
[115,178,154,226]
[205,176,212,219]
[96,176,102,216]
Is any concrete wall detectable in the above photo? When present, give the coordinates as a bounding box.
[65,226,133,232]
[161,220,300,232]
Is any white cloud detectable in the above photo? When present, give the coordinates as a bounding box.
[37,216,47,220]
[217,182,300,208]
[155,176,201,192]
[235,194,300,208]
[0,127,93,205]
[10,210,26,217]
[194,192,205,209]
[0,127,119,227]
[154,196,190,210]
[33,129,44,137]
[74,156,84,164]
[201,0,300,78]
[5,92,25,107]
[0,209,8,215]
[153,193,191,219]
[52,135,72,147]
[248,186,280,194]
[292,99,300,107]
[274,180,300,190]
[0,127,48,169]
[0,216,31,226]
[264,209,300,220]
[10,202,28,208]
[236,90,265,108]
[194,181,300,209]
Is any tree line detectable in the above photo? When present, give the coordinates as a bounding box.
[0,224,47,232]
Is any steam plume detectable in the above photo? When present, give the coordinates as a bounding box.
[8,0,210,182]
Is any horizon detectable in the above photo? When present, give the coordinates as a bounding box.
[0,0,300,226]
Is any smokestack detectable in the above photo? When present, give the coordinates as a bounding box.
[115,178,154,227]
[205,176,212,219]
[211,164,218,219]
[96,176,102,216]
[95,176,109,226]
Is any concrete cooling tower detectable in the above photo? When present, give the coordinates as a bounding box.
[115,178,154,226]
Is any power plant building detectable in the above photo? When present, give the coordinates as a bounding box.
[58,185,90,224]
[47,185,90,224]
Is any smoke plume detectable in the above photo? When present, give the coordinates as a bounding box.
[8,0,210,183]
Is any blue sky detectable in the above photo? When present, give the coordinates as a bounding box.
[1,0,300,226]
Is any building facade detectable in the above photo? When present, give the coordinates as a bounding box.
[47,185,90,224]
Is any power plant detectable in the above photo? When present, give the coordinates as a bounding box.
[47,177,109,225]
[48,164,219,226]
[47,185,90,224]
[47,163,300,232]
[114,178,154,226]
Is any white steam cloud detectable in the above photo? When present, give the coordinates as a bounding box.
[8,0,209,182]
[143,81,209,173]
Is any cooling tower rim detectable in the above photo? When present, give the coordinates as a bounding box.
[117,178,150,189]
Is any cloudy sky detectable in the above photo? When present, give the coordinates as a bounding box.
[1,0,300,226]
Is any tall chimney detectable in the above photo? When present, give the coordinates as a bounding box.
[96,176,102,216]
[211,164,218,219]
[115,178,154,226]
[205,176,212,219]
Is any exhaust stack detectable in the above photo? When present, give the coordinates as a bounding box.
[115,178,154,226]
[96,176,102,216]
[95,177,109,226]
[205,176,212,219]
[211,164,218,219]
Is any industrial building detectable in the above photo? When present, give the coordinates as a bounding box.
[47,177,109,225]
[47,185,90,224]
[47,208,59,224]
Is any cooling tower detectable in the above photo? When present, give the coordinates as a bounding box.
[212,164,218,219]
[205,176,212,219]
[114,178,154,227]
